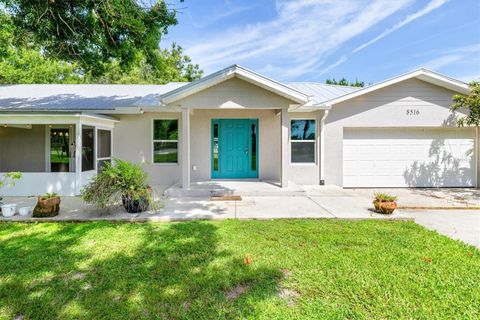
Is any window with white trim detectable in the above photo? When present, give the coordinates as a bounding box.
[291,119,315,163]
[97,129,112,173]
[153,119,178,164]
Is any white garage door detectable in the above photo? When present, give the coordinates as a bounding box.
[343,128,476,188]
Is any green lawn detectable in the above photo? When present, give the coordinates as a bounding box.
[0,220,478,319]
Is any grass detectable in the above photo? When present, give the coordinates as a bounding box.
[153,152,178,164]
[0,220,478,320]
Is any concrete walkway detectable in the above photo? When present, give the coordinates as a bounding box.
[2,182,479,248]
[0,193,409,222]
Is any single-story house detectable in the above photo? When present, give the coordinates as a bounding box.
[0,65,476,196]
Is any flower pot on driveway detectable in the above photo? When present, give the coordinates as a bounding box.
[373,200,397,214]
[18,206,32,216]
[1,204,17,217]
[33,196,61,218]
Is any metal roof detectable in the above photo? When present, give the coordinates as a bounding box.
[0,67,465,112]
[0,83,186,111]
[286,82,360,104]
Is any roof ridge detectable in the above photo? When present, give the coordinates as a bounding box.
[288,81,361,89]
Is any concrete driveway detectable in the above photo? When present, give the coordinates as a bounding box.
[402,210,480,248]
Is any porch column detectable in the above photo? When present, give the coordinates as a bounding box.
[281,108,289,188]
[74,121,82,194]
[181,108,191,189]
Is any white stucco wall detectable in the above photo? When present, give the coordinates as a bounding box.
[113,112,182,187]
[173,77,294,109]
[324,78,473,187]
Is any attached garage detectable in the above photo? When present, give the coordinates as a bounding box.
[343,128,476,188]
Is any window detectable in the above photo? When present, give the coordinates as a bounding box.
[97,129,112,172]
[291,120,316,163]
[82,126,95,171]
[213,122,219,171]
[153,119,178,163]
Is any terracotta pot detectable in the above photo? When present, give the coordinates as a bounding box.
[33,196,61,217]
[373,200,397,214]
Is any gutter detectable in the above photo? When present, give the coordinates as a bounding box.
[319,108,330,185]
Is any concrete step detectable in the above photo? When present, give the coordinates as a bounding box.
[163,181,306,198]
[164,187,234,198]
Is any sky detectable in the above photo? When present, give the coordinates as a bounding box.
[162,0,480,84]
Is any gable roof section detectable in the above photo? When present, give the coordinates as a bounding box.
[160,64,311,105]
[318,68,470,107]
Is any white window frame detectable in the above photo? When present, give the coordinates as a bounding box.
[45,124,75,172]
[290,118,316,165]
[96,127,113,172]
[152,118,179,165]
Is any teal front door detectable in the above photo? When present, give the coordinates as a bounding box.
[211,119,258,179]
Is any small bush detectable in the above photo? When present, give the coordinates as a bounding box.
[81,159,154,212]
[373,192,397,202]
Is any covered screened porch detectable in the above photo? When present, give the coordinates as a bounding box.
[0,113,116,196]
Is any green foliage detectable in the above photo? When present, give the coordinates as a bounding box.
[41,192,59,200]
[0,5,202,84]
[81,159,153,210]
[373,192,398,202]
[325,77,365,87]
[0,220,478,319]
[4,0,175,74]
[0,172,22,189]
[451,81,480,127]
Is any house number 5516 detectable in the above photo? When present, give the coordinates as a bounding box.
[406,109,420,116]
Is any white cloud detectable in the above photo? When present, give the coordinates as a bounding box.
[186,0,414,78]
[352,0,449,53]
[423,54,464,70]
[419,44,480,72]
[319,0,449,76]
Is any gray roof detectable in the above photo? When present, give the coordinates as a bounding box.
[0,80,360,112]
[286,82,360,104]
[0,83,186,111]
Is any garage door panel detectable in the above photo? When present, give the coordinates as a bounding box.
[343,128,476,188]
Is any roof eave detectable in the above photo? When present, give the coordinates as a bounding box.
[315,68,470,107]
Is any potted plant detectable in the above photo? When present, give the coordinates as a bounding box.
[82,159,154,214]
[373,193,398,214]
[0,172,22,217]
[33,192,61,217]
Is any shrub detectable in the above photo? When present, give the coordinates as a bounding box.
[373,192,398,202]
[0,172,22,205]
[81,159,153,211]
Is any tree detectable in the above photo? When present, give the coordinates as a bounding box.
[0,13,83,83]
[325,77,364,87]
[451,81,480,127]
[0,1,203,83]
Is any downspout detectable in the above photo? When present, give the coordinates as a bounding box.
[319,108,330,185]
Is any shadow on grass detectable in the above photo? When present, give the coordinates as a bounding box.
[0,222,282,319]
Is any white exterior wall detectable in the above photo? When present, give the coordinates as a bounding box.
[172,77,293,109]
[324,78,473,187]
[113,112,182,188]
